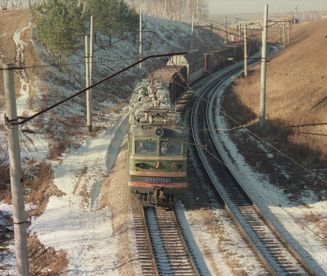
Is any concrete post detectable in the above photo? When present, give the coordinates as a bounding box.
[87,15,94,132]
[191,13,194,50]
[288,22,291,45]
[3,63,29,276]
[259,5,268,129]
[139,4,143,69]
[224,16,228,44]
[85,36,92,132]
[243,24,248,77]
[282,21,286,48]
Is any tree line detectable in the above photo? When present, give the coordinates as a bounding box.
[32,0,138,61]
[125,0,208,23]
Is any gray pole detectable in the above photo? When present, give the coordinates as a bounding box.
[224,16,228,44]
[282,21,286,48]
[87,15,94,132]
[3,63,29,276]
[243,24,248,77]
[287,22,290,45]
[139,2,143,69]
[191,13,194,50]
[85,36,91,132]
[259,5,268,129]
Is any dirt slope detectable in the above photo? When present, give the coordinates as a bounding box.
[0,9,39,105]
[231,20,327,160]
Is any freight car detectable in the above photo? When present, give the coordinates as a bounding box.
[168,40,259,81]
[128,68,188,206]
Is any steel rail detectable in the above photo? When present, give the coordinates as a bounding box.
[190,62,312,275]
[145,206,200,276]
[131,200,159,276]
[206,77,315,275]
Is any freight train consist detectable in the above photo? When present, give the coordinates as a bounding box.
[128,76,187,206]
[128,42,258,206]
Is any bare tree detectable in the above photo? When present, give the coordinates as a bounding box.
[125,0,208,23]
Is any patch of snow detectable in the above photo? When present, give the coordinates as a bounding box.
[13,21,32,116]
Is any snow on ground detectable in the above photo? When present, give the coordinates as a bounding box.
[30,119,122,274]
[0,202,14,272]
[13,20,32,116]
[214,74,327,273]
[176,202,266,275]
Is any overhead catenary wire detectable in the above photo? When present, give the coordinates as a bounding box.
[4,52,187,126]
[5,25,325,244]
[5,19,320,187]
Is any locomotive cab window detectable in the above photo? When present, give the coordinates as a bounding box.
[135,139,157,155]
[160,141,182,156]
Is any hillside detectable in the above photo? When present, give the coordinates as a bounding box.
[222,20,327,205]
[230,21,327,161]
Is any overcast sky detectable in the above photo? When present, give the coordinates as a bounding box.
[208,0,325,14]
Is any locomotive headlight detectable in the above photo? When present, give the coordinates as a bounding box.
[155,127,165,137]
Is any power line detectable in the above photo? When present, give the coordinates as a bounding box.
[4,52,187,126]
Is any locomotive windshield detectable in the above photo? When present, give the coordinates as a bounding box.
[160,141,182,156]
[135,140,157,155]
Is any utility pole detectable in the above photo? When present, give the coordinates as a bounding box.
[85,35,91,133]
[224,16,228,44]
[243,24,248,77]
[139,1,143,69]
[86,15,94,132]
[191,13,194,50]
[287,22,291,45]
[259,5,268,129]
[282,21,286,48]
[3,63,29,276]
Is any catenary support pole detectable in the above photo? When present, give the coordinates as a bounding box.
[259,4,268,129]
[287,22,290,45]
[224,16,228,44]
[85,35,91,132]
[3,63,29,276]
[243,24,248,77]
[87,15,94,132]
[139,3,143,69]
[191,13,194,50]
[282,21,286,48]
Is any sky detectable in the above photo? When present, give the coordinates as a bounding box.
[208,0,325,14]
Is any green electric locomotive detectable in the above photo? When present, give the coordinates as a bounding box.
[128,75,187,206]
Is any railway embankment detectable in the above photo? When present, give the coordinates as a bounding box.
[220,20,327,271]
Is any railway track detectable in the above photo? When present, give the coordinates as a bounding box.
[190,66,313,275]
[132,200,200,275]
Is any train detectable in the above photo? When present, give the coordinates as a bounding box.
[128,41,259,206]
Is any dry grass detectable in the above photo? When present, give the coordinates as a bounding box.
[28,234,68,276]
[24,160,65,217]
[231,20,327,164]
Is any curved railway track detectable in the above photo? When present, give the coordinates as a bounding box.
[190,65,313,275]
[132,200,200,275]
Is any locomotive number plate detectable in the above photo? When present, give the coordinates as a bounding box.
[145,177,172,184]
